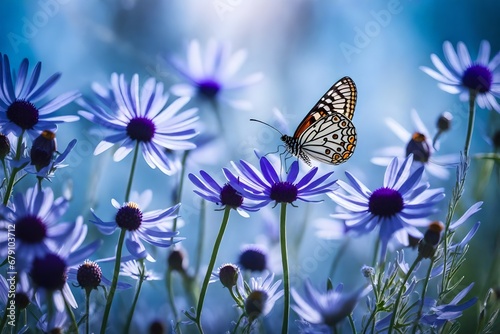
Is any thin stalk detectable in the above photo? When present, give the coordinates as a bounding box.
[124,141,140,202]
[463,90,477,159]
[279,202,290,334]
[329,238,350,279]
[348,314,357,333]
[172,150,189,234]
[124,260,146,334]
[387,256,422,334]
[85,290,91,334]
[3,131,25,205]
[194,206,232,333]
[64,293,79,333]
[100,229,126,334]
[232,313,245,334]
[372,238,380,268]
[166,268,179,323]
[412,259,435,334]
[100,142,140,333]
[194,199,206,279]
[439,92,475,294]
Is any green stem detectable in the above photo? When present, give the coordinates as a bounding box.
[3,131,25,205]
[329,238,350,279]
[279,202,290,334]
[372,238,380,268]
[194,206,231,333]
[166,268,179,323]
[412,259,434,334]
[125,142,140,202]
[387,256,421,334]
[85,290,91,334]
[64,293,79,333]
[348,313,357,334]
[100,142,140,333]
[124,260,146,334]
[463,90,477,159]
[194,199,206,279]
[100,229,127,334]
[172,151,189,234]
[232,313,245,334]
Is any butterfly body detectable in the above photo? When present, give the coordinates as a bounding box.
[282,76,358,165]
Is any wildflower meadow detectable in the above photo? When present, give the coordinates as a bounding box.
[0,1,499,333]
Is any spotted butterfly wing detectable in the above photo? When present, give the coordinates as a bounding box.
[282,76,357,165]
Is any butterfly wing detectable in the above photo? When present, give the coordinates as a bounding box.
[293,76,357,138]
[298,113,357,165]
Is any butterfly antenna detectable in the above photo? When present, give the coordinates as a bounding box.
[249,119,284,136]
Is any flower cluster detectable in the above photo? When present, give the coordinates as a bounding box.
[0,35,496,334]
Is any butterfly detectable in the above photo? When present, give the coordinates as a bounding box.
[252,76,357,166]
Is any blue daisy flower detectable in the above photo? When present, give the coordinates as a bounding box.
[420,40,500,111]
[292,280,370,328]
[0,54,79,139]
[120,259,162,281]
[89,190,181,262]
[169,39,263,110]
[30,216,101,313]
[237,272,284,323]
[328,154,445,261]
[223,155,338,209]
[188,169,258,217]
[78,73,199,175]
[371,109,459,179]
[0,186,74,270]
[421,283,477,328]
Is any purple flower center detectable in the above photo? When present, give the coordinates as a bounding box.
[30,253,67,291]
[462,64,492,93]
[239,247,267,272]
[126,117,156,142]
[77,260,102,290]
[220,184,243,208]
[197,79,221,99]
[6,99,40,130]
[368,187,404,218]
[115,202,143,231]
[270,182,298,203]
[15,292,30,310]
[405,132,430,163]
[15,215,47,244]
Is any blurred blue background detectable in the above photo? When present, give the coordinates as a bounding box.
[1,0,499,332]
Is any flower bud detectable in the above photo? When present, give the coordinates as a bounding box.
[418,221,444,259]
[406,132,430,163]
[436,112,453,132]
[218,263,239,288]
[361,265,375,278]
[77,260,102,292]
[30,130,56,171]
[149,320,165,334]
[168,247,188,273]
